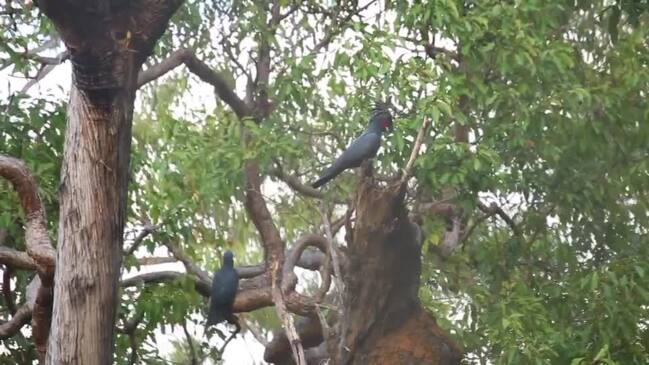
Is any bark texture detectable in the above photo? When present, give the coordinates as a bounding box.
[37,1,182,363]
[331,170,462,365]
[47,83,137,365]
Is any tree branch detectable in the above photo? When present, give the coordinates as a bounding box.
[136,256,176,266]
[0,155,55,274]
[0,246,36,270]
[0,302,31,339]
[477,201,521,236]
[269,166,326,200]
[401,115,431,186]
[0,275,41,342]
[117,311,143,365]
[181,320,198,365]
[0,155,55,360]
[125,223,157,256]
[264,315,325,364]
[161,239,211,284]
[318,206,344,301]
[137,49,252,119]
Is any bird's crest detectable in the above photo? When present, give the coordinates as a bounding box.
[371,100,393,131]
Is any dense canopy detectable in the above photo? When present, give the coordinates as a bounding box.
[0,0,648,364]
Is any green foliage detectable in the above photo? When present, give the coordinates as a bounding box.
[1,0,648,364]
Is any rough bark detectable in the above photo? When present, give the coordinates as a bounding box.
[330,168,462,365]
[35,1,183,364]
[46,69,138,365]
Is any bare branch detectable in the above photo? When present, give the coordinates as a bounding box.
[416,199,456,219]
[318,206,344,299]
[271,262,306,365]
[121,270,208,293]
[182,320,198,365]
[401,115,431,186]
[24,50,69,65]
[283,234,332,297]
[237,246,326,279]
[264,315,325,364]
[245,157,305,364]
[278,4,300,22]
[117,311,143,365]
[137,49,252,119]
[0,155,55,274]
[125,223,157,256]
[269,166,326,200]
[0,246,36,270]
[478,202,520,236]
[136,256,176,266]
[162,239,211,284]
[241,316,269,346]
[0,275,43,343]
[0,302,31,339]
[0,155,55,358]
[19,64,56,94]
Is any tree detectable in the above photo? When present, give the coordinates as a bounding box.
[1,0,648,364]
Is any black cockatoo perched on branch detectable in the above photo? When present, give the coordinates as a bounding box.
[311,104,394,188]
[206,251,240,334]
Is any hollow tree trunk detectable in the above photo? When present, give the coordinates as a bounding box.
[331,171,463,365]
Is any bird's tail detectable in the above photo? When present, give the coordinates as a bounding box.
[206,308,225,329]
[311,171,335,188]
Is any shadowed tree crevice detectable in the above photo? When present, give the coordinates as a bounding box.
[329,169,462,365]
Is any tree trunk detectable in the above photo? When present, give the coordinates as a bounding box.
[46,78,137,364]
[35,2,181,363]
[331,169,463,365]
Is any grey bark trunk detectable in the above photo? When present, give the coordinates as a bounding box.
[46,81,136,364]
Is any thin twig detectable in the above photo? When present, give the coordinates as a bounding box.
[477,202,520,236]
[125,223,157,256]
[182,320,198,365]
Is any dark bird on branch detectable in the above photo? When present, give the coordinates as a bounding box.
[311,105,393,188]
[206,250,240,332]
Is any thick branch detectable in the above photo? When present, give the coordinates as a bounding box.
[136,256,176,266]
[269,166,325,199]
[162,239,211,284]
[237,247,326,279]
[264,315,325,364]
[0,246,37,270]
[137,49,252,118]
[120,271,210,295]
[0,155,54,360]
[0,155,55,274]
